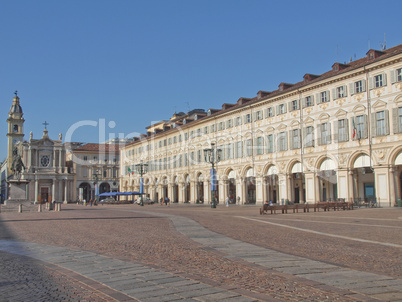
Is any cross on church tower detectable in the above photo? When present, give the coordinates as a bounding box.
[42,121,49,130]
[14,90,18,96]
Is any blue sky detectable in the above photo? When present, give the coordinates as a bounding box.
[1,0,401,160]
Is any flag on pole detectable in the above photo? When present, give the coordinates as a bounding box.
[128,167,134,175]
[352,118,357,139]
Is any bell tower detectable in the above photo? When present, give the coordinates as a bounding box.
[7,91,25,174]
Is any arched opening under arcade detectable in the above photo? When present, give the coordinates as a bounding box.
[228,170,236,204]
[196,173,204,203]
[184,175,190,203]
[318,158,337,201]
[265,165,279,203]
[352,154,375,202]
[245,168,256,204]
[173,176,179,203]
[78,182,91,202]
[290,162,305,203]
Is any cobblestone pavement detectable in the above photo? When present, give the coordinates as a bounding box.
[0,203,401,301]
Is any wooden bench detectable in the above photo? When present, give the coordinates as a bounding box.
[260,201,353,215]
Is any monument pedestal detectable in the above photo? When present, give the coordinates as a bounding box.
[5,179,29,205]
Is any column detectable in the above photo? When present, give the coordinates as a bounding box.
[204,180,211,204]
[59,150,63,173]
[304,171,315,204]
[374,166,390,207]
[236,178,243,204]
[336,168,349,200]
[315,173,321,203]
[190,181,196,203]
[348,170,354,202]
[64,179,68,204]
[34,179,39,204]
[389,167,396,207]
[256,175,264,205]
[52,181,55,202]
[53,150,56,171]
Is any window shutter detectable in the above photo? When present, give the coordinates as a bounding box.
[302,97,306,108]
[271,107,275,116]
[345,119,349,141]
[296,99,300,110]
[382,73,387,86]
[393,108,400,133]
[243,115,247,123]
[317,124,322,145]
[284,131,288,150]
[362,79,366,92]
[276,105,280,115]
[368,77,374,90]
[385,109,390,135]
[283,104,287,113]
[390,70,396,83]
[272,134,276,152]
[264,109,268,119]
[311,95,315,105]
[349,83,355,95]
[298,129,301,148]
[289,131,293,149]
[302,127,307,146]
[316,93,321,104]
[332,88,337,99]
[343,85,348,97]
[333,120,339,143]
[370,113,376,137]
[327,122,331,144]
[363,114,368,138]
[288,102,292,112]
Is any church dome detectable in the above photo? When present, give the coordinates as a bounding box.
[9,103,23,114]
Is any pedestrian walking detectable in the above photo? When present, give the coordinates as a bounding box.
[225,196,230,207]
[237,196,240,205]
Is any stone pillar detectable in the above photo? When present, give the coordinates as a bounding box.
[204,180,211,204]
[64,180,68,204]
[336,168,349,200]
[304,171,315,204]
[52,181,56,202]
[348,170,354,202]
[315,173,321,203]
[278,174,288,204]
[190,181,196,203]
[374,166,391,207]
[178,182,184,203]
[256,175,264,205]
[34,179,39,204]
[389,166,396,207]
[235,178,242,205]
[59,150,63,173]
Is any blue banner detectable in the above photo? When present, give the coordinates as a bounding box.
[210,169,217,190]
[140,177,144,194]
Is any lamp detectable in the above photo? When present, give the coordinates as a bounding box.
[135,160,148,206]
[203,143,222,208]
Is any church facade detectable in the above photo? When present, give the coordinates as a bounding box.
[5,94,75,203]
[120,44,402,207]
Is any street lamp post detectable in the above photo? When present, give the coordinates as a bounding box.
[135,160,148,206]
[203,143,222,208]
[92,169,100,204]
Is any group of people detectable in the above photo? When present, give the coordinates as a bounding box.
[160,197,170,206]
[80,199,97,206]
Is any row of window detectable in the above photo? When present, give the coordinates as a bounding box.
[129,106,402,158]
[127,108,402,174]
[81,155,118,163]
[80,167,118,178]
[129,68,402,156]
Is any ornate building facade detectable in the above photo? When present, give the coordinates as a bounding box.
[4,93,75,203]
[67,143,121,202]
[120,45,402,207]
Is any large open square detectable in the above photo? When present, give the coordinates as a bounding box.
[0,204,401,301]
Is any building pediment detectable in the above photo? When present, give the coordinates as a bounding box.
[334,109,348,118]
[372,100,387,110]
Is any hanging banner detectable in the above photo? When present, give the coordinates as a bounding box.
[140,177,144,194]
[210,169,217,190]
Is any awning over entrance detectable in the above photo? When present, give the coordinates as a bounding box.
[291,162,303,174]
[395,152,402,165]
[267,165,278,176]
[320,158,336,171]
[353,155,371,168]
